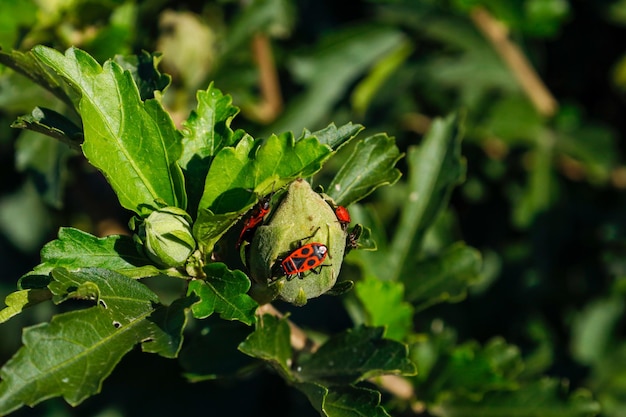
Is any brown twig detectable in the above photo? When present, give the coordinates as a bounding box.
[470,6,558,117]
[248,33,283,123]
[256,303,417,403]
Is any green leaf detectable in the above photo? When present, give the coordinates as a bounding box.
[187,263,258,325]
[0,49,76,108]
[224,0,295,55]
[354,276,413,341]
[404,243,482,312]
[113,51,170,101]
[571,297,624,366]
[327,133,403,206]
[430,379,600,417]
[198,132,333,214]
[425,338,524,400]
[0,289,52,324]
[238,314,292,378]
[180,83,245,216]
[0,0,37,48]
[21,227,159,285]
[351,39,413,117]
[15,130,74,209]
[512,131,556,229]
[180,317,256,381]
[192,210,244,254]
[297,326,416,385]
[296,382,390,417]
[32,46,186,215]
[388,113,465,281]
[299,122,363,151]
[12,107,82,150]
[0,268,186,414]
[270,25,406,134]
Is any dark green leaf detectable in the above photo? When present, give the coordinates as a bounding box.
[270,25,406,134]
[187,263,258,325]
[15,131,74,208]
[404,243,482,311]
[417,337,524,402]
[297,326,416,385]
[113,51,170,100]
[430,379,600,417]
[327,134,402,206]
[388,113,465,281]
[180,317,256,381]
[21,227,159,285]
[296,382,390,417]
[32,46,186,215]
[355,277,413,341]
[0,268,185,414]
[238,314,292,378]
[12,107,82,149]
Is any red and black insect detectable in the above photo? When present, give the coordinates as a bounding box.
[280,242,329,280]
[334,205,351,230]
[236,194,271,249]
[274,227,330,280]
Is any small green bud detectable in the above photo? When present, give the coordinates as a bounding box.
[138,206,196,268]
[249,179,346,306]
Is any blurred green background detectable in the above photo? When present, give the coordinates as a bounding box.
[2,0,626,416]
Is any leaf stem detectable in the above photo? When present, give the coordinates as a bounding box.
[470,7,558,117]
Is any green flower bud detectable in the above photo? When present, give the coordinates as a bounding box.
[249,179,346,306]
[138,206,196,268]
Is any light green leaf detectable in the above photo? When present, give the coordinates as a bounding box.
[21,227,159,285]
[0,289,52,324]
[355,276,413,341]
[296,382,390,417]
[0,268,186,415]
[32,46,186,215]
[198,132,332,213]
[388,113,465,281]
[431,379,600,417]
[297,326,416,385]
[0,48,76,108]
[404,243,482,312]
[299,122,363,151]
[327,133,402,207]
[238,314,292,378]
[571,297,624,366]
[187,263,258,325]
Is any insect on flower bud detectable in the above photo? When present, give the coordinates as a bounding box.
[138,206,196,268]
[249,179,347,306]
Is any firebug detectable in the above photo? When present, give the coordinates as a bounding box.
[236,194,271,249]
[334,205,351,230]
[280,242,329,280]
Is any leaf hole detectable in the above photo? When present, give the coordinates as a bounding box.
[99,299,107,309]
[113,321,121,328]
